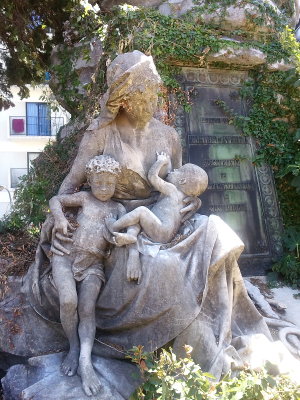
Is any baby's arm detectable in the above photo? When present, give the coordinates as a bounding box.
[148,152,177,196]
[49,192,87,235]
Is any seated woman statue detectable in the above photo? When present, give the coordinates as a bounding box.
[29,50,280,393]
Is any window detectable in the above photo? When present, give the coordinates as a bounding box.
[26,103,51,136]
[27,152,41,171]
[10,168,27,189]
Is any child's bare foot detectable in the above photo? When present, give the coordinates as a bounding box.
[78,361,101,396]
[61,348,79,376]
[113,232,137,247]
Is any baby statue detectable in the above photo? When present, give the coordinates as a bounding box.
[106,152,208,247]
[49,155,125,397]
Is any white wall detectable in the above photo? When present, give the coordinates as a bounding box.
[0,85,69,219]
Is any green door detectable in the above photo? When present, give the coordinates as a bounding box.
[181,68,282,274]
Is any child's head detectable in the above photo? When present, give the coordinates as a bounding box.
[86,155,121,201]
[167,163,208,197]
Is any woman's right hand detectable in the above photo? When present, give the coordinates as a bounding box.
[180,197,202,222]
[51,217,75,256]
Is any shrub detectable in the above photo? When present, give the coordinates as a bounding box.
[128,346,300,400]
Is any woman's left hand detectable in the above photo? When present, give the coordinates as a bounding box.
[180,197,202,222]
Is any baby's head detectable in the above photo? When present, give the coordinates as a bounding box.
[86,155,121,201]
[167,163,208,197]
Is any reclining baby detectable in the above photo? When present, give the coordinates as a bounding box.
[106,152,208,249]
[49,153,207,397]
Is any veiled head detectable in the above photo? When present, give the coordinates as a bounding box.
[99,50,162,128]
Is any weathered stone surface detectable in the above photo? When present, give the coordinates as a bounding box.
[0,351,27,381]
[268,60,295,71]
[2,353,140,400]
[0,276,68,358]
[158,0,282,32]
[207,46,266,65]
[202,3,279,31]
[99,0,163,9]
[73,40,103,89]
[159,0,194,17]
[244,279,279,319]
[50,39,103,110]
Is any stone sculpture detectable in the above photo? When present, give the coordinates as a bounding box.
[106,152,208,247]
[2,50,300,399]
[49,155,125,396]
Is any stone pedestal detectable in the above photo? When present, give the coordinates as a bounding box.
[2,353,140,400]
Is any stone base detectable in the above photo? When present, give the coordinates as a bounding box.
[2,352,141,400]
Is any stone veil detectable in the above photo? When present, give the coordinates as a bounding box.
[2,50,300,399]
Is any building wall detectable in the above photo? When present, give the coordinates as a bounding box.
[0,85,69,219]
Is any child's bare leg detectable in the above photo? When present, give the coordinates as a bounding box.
[105,215,140,246]
[112,206,164,242]
[52,254,80,376]
[113,224,140,247]
[78,275,102,396]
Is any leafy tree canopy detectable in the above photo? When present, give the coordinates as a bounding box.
[0,0,297,111]
[0,0,82,110]
[0,0,159,111]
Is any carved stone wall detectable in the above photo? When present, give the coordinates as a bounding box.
[176,67,282,275]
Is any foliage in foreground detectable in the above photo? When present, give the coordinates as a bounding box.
[127,346,300,400]
[272,227,300,287]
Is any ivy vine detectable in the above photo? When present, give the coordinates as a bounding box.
[49,1,293,116]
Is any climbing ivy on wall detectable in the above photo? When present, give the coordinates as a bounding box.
[215,26,300,283]
[51,0,293,116]
[216,66,300,217]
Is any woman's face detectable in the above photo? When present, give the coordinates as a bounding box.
[122,87,158,128]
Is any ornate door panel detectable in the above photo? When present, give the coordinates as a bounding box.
[177,68,282,275]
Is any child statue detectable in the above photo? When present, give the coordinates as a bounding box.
[49,155,126,397]
[106,152,208,246]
